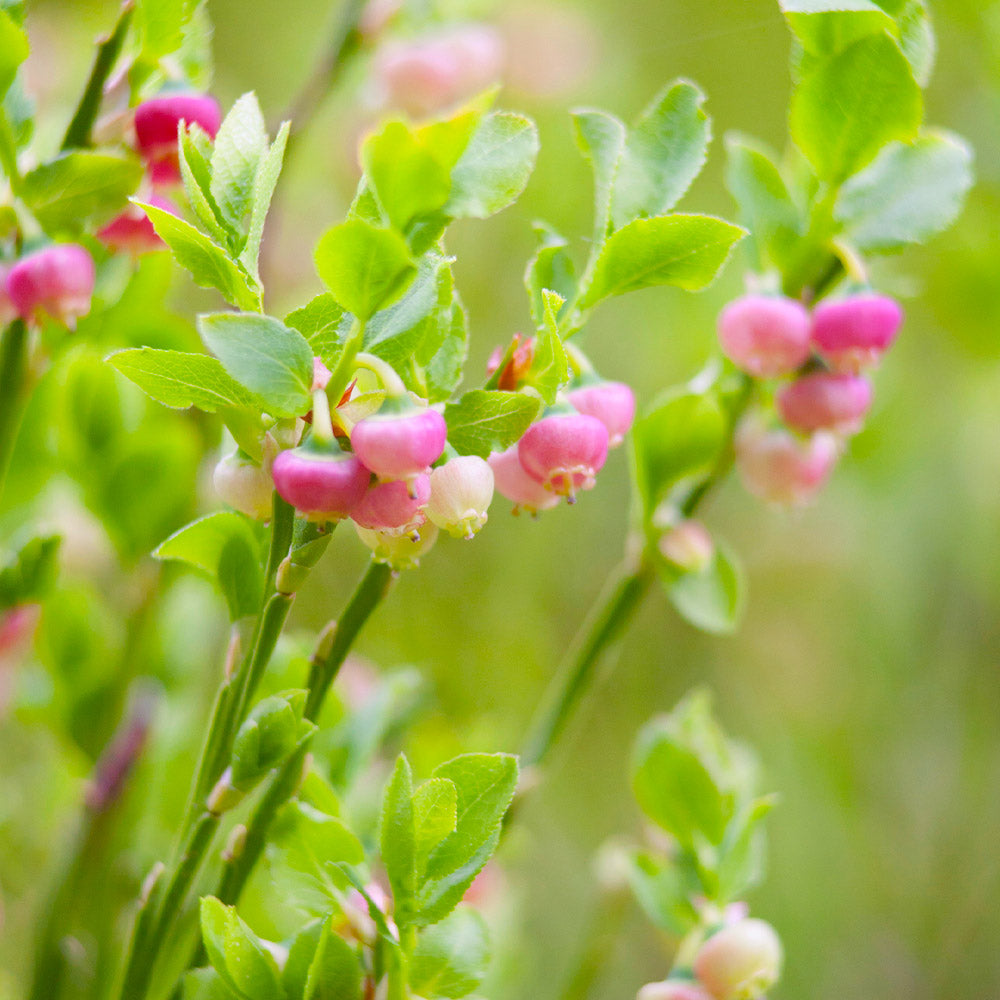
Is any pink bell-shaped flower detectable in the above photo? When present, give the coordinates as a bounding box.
[776,371,872,435]
[637,981,716,1000]
[426,455,494,538]
[271,442,371,521]
[6,244,95,328]
[350,400,447,482]
[517,409,609,501]
[693,919,783,1000]
[351,474,431,536]
[811,293,903,372]
[659,519,714,573]
[488,446,560,514]
[96,194,178,256]
[735,418,839,507]
[566,380,636,448]
[718,294,811,378]
[355,522,439,570]
[134,92,222,184]
[213,450,274,521]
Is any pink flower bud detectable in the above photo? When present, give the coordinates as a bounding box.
[373,25,505,118]
[96,194,177,256]
[566,380,636,448]
[735,419,839,506]
[350,405,447,481]
[213,451,274,520]
[637,981,716,1000]
[6,244,95,327]
[693,919,782,1000]
[488,446,560,514]
[517,412,609,500]
[0,266,17,326]
[312,357,332,392]
[776,372,872,435]
[811,294,903,372]
[134,92,222,184]
[0,604,40,660]
[718,295,812,378]
[355,521,439,569]
[659,520,714,572]
[426,455,494,538]
[352,475,430,535]
[272,445,371,521]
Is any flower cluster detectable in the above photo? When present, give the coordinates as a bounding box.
[718,291,903,505]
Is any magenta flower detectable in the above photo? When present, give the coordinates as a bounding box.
[350,406,447,481]
[517,411,609,500]
[6,244,95,328]
[718,294,811,378]
[811,293,903,372]
[777,371,873,435]
[271,445,371,521]
[134,93,222,184]
[97,194,177,256]
[351,474,431,535]
[488,446,560,514]
[566,380,636,448]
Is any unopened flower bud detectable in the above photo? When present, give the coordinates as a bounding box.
[659,520,714,572]
[214,450,274,520]
[426,456,494,538]
[272,443,371,521]
[735,418,839,506]
[7,244,95,327]
[718,295,811,378]
[312,357,332,392]
[206,767,245,815]
[517,410,609,501]
[355,521,439,569]
[637,981,716,1000]
[566,380,636,448]
[134,92,222,183]
[350,401,447,482]
[488,446,560,514]
[352,475,430,535]
[811,293,903,372]
[693,918,783,1000]
[96,194,177,255]
[776,371,872,435]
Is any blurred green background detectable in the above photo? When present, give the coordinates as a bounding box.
[4,1,1000,998]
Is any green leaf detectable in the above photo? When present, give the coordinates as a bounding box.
[834,130,973,252]
[625,849,701,935]
[611,81,711,228]
[154,512,263,619]
[631,719,732,848]
[139,202,261,310]
[242,120,290,278]
[524,224,577,328]
[197,312,314,418]
[0,535,60,611]
[286,293,345,362]
[21,152,142,235]
[724,134,802,270]
[379,755,417,922]
[182,967,240,1000]
[107,348,263,413]
[417,753,518,925]
[200,897,287,1000]
[528,290,570,405]
[0,8,28,100]
[781,1,896,56]
[137,0,191,58]
[231,692,310,791]
[413,777,458,879]
[897,0,935,87]
[630,389,727,515]
[410,908,491,999]
[424,299,468,403]
[211,92,268,235]
[179,123,229,245]
[443,391,540,459]
[716,795,777,903]
[790,33,923,184]
[446,111,539,220]
[304,921,363,1000]
[583,214,745,307]
[314,219,417,321]
[661,541,745,635]
[572,109,626,241]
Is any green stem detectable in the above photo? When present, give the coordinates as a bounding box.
[0,319,30,501]
[326,317,366,408]
[61,1,134,151]
[521,560,656,769]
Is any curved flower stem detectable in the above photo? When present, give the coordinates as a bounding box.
[0,319,30,502]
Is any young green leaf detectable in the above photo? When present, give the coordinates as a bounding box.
[107,348,264,413]
[154,512,263,619]
[660,541,745,635]
[181,967,240,1000]
[231,692,311,791]
[790,32,923,184]
[443,391,540,458]
[716,795,777,903]
[0,8,28,100]
[137,0,190,59]
[379,755,417,923]
[0,535,60,611]
[197,312,314,418]
[21,152,143,235]
[242,120,290,278]
[211,92,268,235]
[303,921,363,1000]
[528,290,570,405]
[178,123,229,245]
[611,81,711,228]
[424,299,469,403]
[582,214,745,307]
[446,111,539,220]
[572,108,626,242]
[834,130,973,252]
[285,293,346,362]
[314,219,417,321]
[200,897,287,1000]
[413,777,458,879]
[626,849,701,934]
[524,224,578,327]
[781,1,896,58]
[139,202,261,310]
[410,908,491,999]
